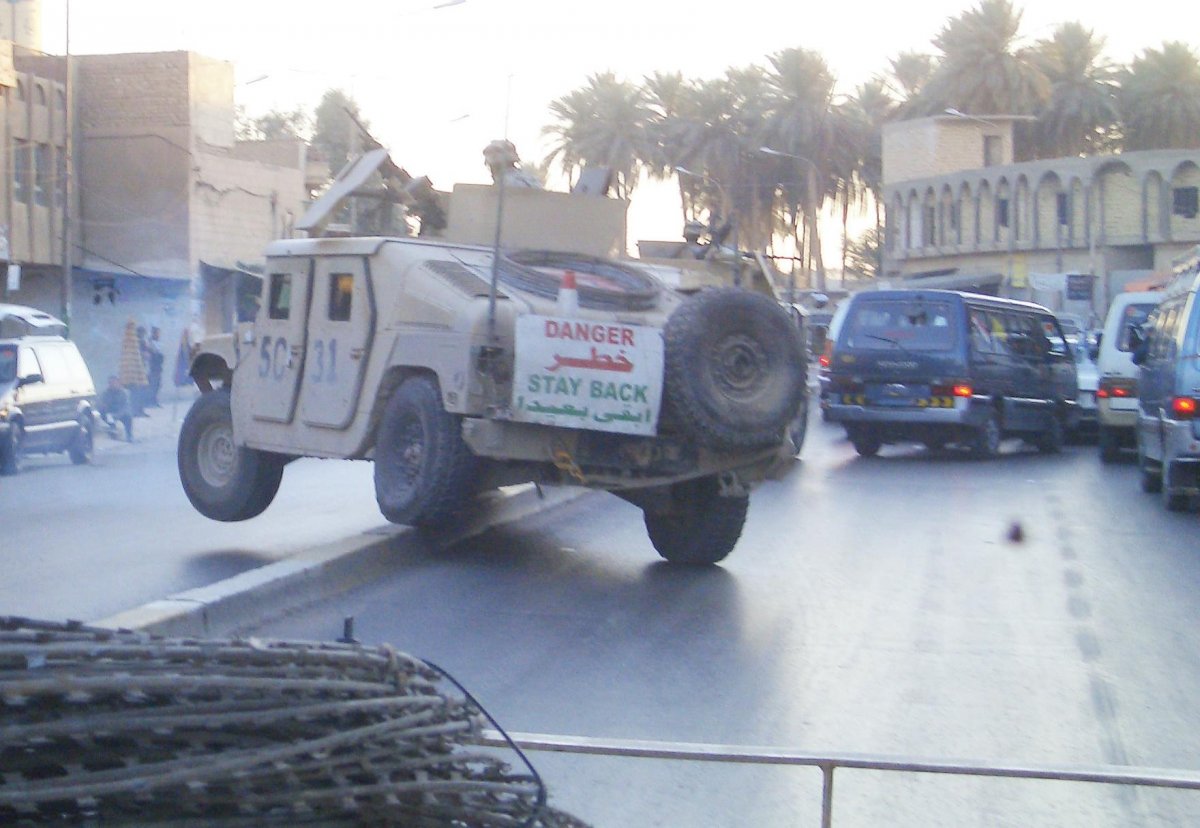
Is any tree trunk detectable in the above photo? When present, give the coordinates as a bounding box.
[806,166,826,292]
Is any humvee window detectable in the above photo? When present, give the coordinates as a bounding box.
[268,273,292,320]
[329,273,354,321]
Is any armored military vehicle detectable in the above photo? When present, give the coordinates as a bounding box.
[178,148,806,564]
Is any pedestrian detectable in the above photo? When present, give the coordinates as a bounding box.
[118,319,149,417]
[146,326,164,407]
[97,375,134,442]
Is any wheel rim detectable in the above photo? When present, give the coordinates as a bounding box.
[396,411,426,489]
[196,421,237,488]
[709,333,769,400]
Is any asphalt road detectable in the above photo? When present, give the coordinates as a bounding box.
[237,421,1200,827]
[7,407,1200,825]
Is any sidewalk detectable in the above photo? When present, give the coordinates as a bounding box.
[94,389,196,450]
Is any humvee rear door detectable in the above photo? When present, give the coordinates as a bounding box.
[297,256,376,429]
[249,258,313,423]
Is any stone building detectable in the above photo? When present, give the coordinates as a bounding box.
[1,39,309,398]
[881,115,1200,320]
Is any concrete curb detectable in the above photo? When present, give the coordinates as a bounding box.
[93,484,586,637]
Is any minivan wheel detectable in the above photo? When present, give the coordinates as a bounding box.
[1034,410,1064,454]
[643,475,748,565]
[1163,486,1190,512]
[971,411,1002,459]
[68,420,94,465]
[1098,426,1120,464]
[178,389,286,522]
[851,434,881,457]
[0,423,22,475]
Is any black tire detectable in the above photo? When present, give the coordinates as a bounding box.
[1098,426,1120,464]
[178,389,285,522]
[852,434,881,457]
[0,422,22,475]
[786,397,809,456]
[1136,434,1162,493]
[374,375,477,527]
[971,410,1002,459]
[643,475,748,565]
[663,288,806,449]
[1034,410,1065,454]
[68,419,94,465]
[1164,486,1190,512]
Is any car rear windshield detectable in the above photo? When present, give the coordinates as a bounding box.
[841,299,958,352]
[1116,303,1155,352]
[0,345,14,382]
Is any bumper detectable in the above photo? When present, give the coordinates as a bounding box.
[826,396,985,428]
[1098,398,1138,429]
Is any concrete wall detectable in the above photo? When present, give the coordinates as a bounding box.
[882,116,1015,186]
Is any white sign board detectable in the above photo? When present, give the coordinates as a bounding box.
[6,264,19,292]
[512,314,664,436]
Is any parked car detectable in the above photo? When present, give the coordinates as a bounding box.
[0,304,97,474]
[825,290,1078,458]
[1132,252,1200,510]
[1094,291,1160,462]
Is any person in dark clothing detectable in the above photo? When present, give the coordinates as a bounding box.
[98,375,134,442]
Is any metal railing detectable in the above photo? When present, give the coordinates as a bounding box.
[477,730,1200,827]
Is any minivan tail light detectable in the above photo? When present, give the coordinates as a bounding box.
[932,382,973,398]
[1097,377,1135,399]
[1172,396,1197,418]
[819,341,833,369]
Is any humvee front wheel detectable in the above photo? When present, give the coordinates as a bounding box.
[374,375,477,527]
[178,389,285,521]
[643,475,748,565]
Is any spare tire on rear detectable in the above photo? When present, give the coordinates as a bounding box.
[663,288,806,450]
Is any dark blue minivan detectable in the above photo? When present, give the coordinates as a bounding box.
[825,290,1078,457]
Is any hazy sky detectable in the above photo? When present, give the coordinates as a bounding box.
[37,0,1194,246]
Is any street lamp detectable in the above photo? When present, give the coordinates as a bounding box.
[674,165,741,286]
[759,146,825,294]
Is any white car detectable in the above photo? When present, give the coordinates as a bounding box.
[1096,291,1160,462]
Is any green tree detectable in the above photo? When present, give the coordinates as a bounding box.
[1031,22,1120,157]
[312,89,369,177]
[844,227,882,280]
[841,79,896,277]
[239,106,311,141]
[913,0,1049,117]
[1120,41,1200,150]
[542,72,653,199]
[758,47,842,290]
[887,52,936,114]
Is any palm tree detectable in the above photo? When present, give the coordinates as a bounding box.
[842,79,896,277]
[542,72,653,199]
[1031,22,1120,158]
[887,52,935,115]
[1120,42,1200,151]
[912,0,1049,117]
[758,47,841,290]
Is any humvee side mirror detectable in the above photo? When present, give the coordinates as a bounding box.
[1088,333,1101,361]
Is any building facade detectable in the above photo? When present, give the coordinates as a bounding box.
[882,116,1200,320]
[2,37,309,397]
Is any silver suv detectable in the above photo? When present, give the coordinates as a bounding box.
[0,304,97,474]
[178,152,806,565]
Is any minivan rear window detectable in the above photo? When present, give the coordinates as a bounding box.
[842,299,957,352]
[1117,303,1155,352]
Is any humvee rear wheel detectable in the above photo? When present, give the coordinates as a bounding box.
[374,375,477,527]
[178,389,285,521]
[664,288,806,450]
[643,475,748,565]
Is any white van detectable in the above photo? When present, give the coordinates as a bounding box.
[1095,291,1160,462]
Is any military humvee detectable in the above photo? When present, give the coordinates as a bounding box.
[178,149,806,564]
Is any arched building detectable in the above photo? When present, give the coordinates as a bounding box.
[882,115,1200,318]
